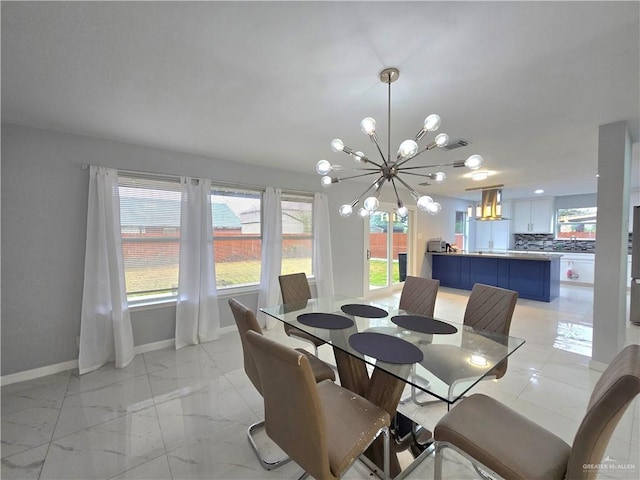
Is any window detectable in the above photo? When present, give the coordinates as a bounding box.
[211,187,262,288]
[118,172,315,302]
[281,194,313,277]
[118,175,181,301]
[556,207,597,239]
[454,210,466,251]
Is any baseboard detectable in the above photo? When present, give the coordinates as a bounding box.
[133,338,175,354]
[0,359,79,386]
[588,358,609,372]
[1,328,237,387]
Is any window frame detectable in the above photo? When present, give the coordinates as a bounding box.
[555,206,597,240]
[117,171,318,308]
[281,193,315,279]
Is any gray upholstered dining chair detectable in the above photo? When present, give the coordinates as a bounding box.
[462,283,519,380]
[278,272,325,356]
[399,276,440,317]
[398,276,440,406]
[228,298,335,470]
[245,329,391,480]
[415,283,518,404]
[433,344,640,480]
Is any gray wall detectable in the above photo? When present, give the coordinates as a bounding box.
[1,123,455,376]
[555,193,597,209]
[1,123,367,375]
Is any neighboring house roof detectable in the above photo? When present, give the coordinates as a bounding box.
[119,197,241,229]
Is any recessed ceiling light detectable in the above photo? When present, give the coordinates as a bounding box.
[471,171,489,181]
[534,189,544,194]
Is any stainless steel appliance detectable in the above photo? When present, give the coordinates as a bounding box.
[427,238,447,252]
[631,206,640,325]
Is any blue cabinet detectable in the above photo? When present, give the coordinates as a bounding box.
[431,254,560,302]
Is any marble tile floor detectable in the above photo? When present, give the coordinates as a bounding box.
[2,285,639,479]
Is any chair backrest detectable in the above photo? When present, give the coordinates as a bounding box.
[245,330,332,479]
[566,344,640,479]
[463,283,518,378]
[279,272,312,304]
[228,298,263,394]
[399,276,440,317]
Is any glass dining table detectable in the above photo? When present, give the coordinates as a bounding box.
[261,295,525,479]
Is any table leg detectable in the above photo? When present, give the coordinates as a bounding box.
[333,347,412,478]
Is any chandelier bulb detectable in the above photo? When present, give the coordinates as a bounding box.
[330,138,345,152]
[316,159,332,175]
[397,205,408,217]
[433,171,447,183]
[435,133,449,147]
[357,207,370,218]
[465,154,484,170]
[320,175,333,188]
[398,139,419,159]
[339,204,353,217]
[416,195,434,212]
[354,151,365,163]
[363,196,379,212]
[426,202,442,215]
[424,114,441,132]
[360,117,376,136]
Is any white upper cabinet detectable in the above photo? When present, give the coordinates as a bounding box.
[472,202,510,251]
[512,198,554,233]
[474,221,510,251]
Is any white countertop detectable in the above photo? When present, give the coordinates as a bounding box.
[427,251,563,261]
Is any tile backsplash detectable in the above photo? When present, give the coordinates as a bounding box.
[513,233,634,253]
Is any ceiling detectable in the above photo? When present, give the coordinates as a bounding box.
[2,1,639,202]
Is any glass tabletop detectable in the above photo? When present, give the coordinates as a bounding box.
[261,295,525,405]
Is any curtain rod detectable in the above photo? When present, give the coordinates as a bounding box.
[81,163,315,196]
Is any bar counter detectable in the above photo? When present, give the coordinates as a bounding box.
[427,251,561,302]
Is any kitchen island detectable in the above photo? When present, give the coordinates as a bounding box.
[428,251,561,302]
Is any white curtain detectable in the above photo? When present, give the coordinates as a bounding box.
[175,177,220,349]
[79,166,134,374]
[313,193,335,298]
[257,187,282,328]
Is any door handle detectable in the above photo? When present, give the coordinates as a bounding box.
[367,249,371,260]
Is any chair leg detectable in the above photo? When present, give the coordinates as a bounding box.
[382,426,390,480]
[247,420,292,470]
[434,442,444,480]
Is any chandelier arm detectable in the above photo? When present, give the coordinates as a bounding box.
[336,171,382,182]
[393,174,420,199]
[348,175,386,207]
[395,143,437,167]
[397,171,438,179]
[389,177,403,208]
[354,155,385,169]
[398,162,460,171]
[371,136,389,166]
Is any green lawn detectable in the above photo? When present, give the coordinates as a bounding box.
[126,258,312,297]
[369,259,400,287]
[126,257,400,298]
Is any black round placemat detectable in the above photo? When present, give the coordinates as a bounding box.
[348,332,423,364]
[391,315,458,335]
[297,313,354,330]
[341,304,388,318]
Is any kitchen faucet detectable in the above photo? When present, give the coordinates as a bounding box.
[570,235,577,250]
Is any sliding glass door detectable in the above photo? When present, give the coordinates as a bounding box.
[364,204,411,296]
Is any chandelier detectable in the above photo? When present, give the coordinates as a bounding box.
[315,68,484,218]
